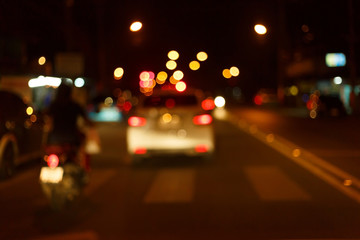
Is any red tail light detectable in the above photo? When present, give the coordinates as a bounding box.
[134,147,147,155]
[195,144,209,153]
[47,154,59,168]
[193,114,212,125]
[201,99,215,111]
[128,116,146,127]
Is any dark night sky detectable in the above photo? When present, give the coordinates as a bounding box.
[1,0,359,99]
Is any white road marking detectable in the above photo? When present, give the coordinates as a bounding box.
[144,168,195,203]
[244,166,311,201]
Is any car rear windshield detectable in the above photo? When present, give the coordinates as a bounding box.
[143,95,198,108]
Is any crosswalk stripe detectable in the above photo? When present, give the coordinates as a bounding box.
[244,166,311,201]
[144,168,195,203]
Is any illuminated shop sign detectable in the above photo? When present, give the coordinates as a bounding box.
[325,53,346,67]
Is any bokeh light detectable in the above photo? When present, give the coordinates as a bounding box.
[168,50,179,60]
[26,106,33,115]
[156,71,168,84]
[114,67,124,80]
[289,85,299,96]
[166,60,177,70]
[254,24,267,35]
[222,69,232,79]
[139,71,150,81]
[197,51,208,61]
[214,96,226,108]
[130,21,142,32]
[173,70,184,80]
[169,76,179,85]
[74,77,85,88]
[175,81,187,92]
[230,66,240,77]
[38,56,46,65]
[189,61,200,71]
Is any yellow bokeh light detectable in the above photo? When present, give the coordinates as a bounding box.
[254,24,267,35]
[189,61,200,71]
[38,56,46,65]
[166,60,177,70]
[230,66,240,77]
[292,148,301,157]
[173,70,184,80]
[222,69,232,79]
[26,106,33,115]
[168,50,179,60]
[289,85,299,96]
[162,113,172,123]
[157,71,168,81]
[114,67,124,80]
[104,97,114,106]
[197,51,208,61]
[130,21,142,32]
[156,71,167,84]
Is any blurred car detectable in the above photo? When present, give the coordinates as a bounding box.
[254,88,279,106]
[0,90,44,178]
[317,95,347,117]
[126,89,215,163]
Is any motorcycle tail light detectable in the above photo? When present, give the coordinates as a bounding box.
[128,116,147,127]
[47,154,59,168]
[193,114,212,125]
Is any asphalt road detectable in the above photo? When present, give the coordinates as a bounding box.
[1,107,360,240]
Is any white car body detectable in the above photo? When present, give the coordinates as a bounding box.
[126,89,215,162]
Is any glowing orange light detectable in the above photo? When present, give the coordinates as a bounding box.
[38,56,46,65]
[222,69,232,79]
[189,61,200,71]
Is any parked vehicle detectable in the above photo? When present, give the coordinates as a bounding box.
[0,90,44,179]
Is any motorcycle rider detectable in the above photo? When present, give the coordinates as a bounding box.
[45,82,93,172]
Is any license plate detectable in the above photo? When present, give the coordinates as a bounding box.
[40,167,64,183]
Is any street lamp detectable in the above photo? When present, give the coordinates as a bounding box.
[130,21,142,32]
[254,24,267,35]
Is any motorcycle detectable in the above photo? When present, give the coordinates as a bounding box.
[39,144,88,210]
